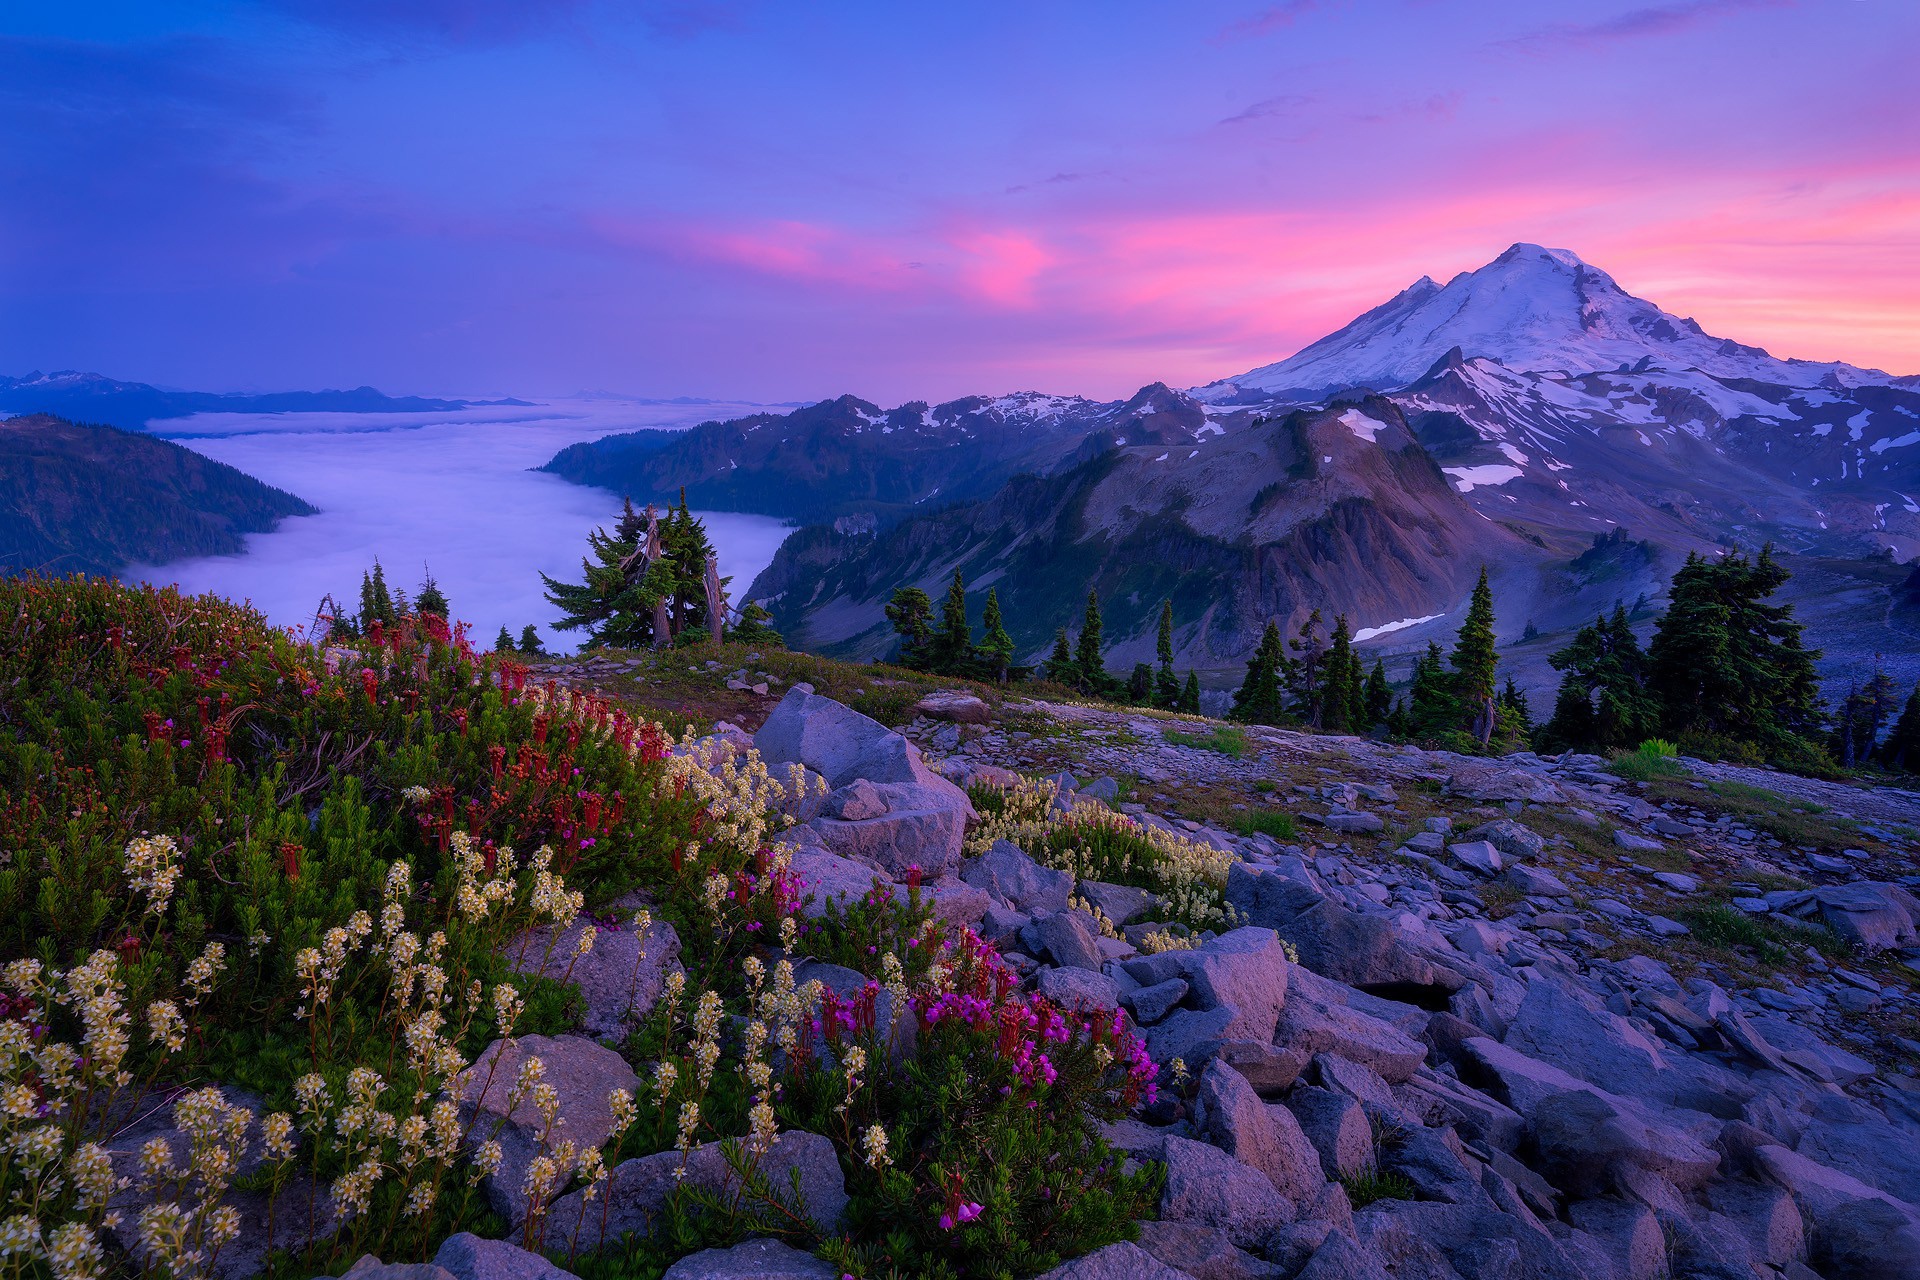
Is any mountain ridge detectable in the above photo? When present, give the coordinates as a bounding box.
[0,370,522,431]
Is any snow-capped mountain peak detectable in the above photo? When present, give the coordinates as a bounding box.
[1199,242,1906,401]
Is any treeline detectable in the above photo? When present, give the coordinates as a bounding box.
[1227,568,1531,752]
[1538,544,1916,772]
[886,574,1203,711]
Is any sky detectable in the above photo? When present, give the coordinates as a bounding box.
[2,0,1916,405]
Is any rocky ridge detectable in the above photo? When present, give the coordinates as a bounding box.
[340,673,1920,1280]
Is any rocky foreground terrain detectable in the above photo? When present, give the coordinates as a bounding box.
[426,651,1920,1280]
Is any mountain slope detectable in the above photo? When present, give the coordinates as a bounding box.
[1199,243,1909,401]
[752,398,1528,666]
[1,414,317,576]
[0,371,503,431]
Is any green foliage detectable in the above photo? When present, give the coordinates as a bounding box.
[1830,660,1897,768]
[1231,809,1296,839]
[518,623,545,655]
[1878,682,1920,773]
[728,600,784,648]
[1179,672,1201,715]
[1340,1166,1414,1210]
[541,499,683,648]
[1537,605,1658,754]
[1044,627,1078,685]
[1363,660,1392,727]
[494,625,516,653]
[1403,641,1458,740]
[886,587,937,670]
[978,588,1015,682]
[1319,615,1364,733]
[1646,546,1826,765]
[1606,741,1688,781]
[1231,621,1288,726]
[414,568,450,620]
[1074,591,1109,692]
[1163,725,1247,759]
[936,569,973,672]
[1451,568,1498,746]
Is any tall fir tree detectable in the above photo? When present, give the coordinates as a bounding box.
[1363,659,1393,727]
[359,559,397,630]
[978,588,1015,681]
[1645,546,1825,760]
[1405,641,1458,739]
[1232,621,1288,725]
[729,601,784,647]
[1045,627,1078,684]
[934,569,975,673]
[1075,590,1108,689]
[664,489,717,635]
[1876,682,1920,773]
[1830,659,1897,767]
[1127,663,1154,704]
[493,625,516,653]
[1451,567,1498,747]
[1538,605,1658,752]
[1155,600,1181,707]
[1284,611,1325,725]
[1180,671,1202,714]
[1321,615,1362,732]
[885,587,936,670]
[518,624,544,655]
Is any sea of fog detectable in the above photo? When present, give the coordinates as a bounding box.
[125,398,794,651]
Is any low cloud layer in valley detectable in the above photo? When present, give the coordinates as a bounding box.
[126,399,793,649]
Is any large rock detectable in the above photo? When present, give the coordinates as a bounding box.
[1032,910,1105,972]
[912,690,991,725]
[1034,1241,1191,1280]
[1274,970,1428,1084]
[1806,883,1920,952]
[458,1035,642,1225]
[433,1234,577,1280]
[1444,762,1566,804]
[1159,1135,1294,1248]
[1037,965,1122,1014]
[1194,1059,1326,1203]
[810,780,971,878]
[541,1131,847,1252]
[1466,819,1546,861]
[1226,864,1459,995]
[1080,879,1161,927]
[920,876,993,931]
[1135,1221,1286,1280]
[660,1238,837,1280]
[1566,1198,1666,1280]
[330,1258,456,1280]
[786,838,887,918]
[504,902,682,1042]
[962,841,1073,915]
[757,687,960,791]
[1122,927,1292,1044]
[1285,1086,1374,1180]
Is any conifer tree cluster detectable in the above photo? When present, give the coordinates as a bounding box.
[886,571,1022,681]
[1539,545,1835,767]
[323,560,450,641]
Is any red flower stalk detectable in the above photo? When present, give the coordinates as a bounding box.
[282,841,302,881]
[451,707,468,733]
[488,745,506,780]
[361,668,378,704]
[581,793,603,831]
[369,619,384,647]
[533,716,549,746]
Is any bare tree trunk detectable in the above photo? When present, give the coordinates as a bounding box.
[704,553,726,647]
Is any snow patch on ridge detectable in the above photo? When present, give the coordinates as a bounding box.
[1443,464,1523,492]
[1355,614,1442,642]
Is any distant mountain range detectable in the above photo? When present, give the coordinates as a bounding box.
[1,414,316,576]
[0,370,528,431]
[540,243,1920,690]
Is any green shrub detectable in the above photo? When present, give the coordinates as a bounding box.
[1162,725,1246,759]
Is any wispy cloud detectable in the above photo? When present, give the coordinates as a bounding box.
[1508,0,1792,51]
[1220,93,1314,125]
[1218,2,1327,41]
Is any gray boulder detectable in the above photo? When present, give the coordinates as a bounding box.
[659,1238,837,1280]
[756,687,956,791]
[1194,1059,1326,1203]
[1032,910,1105,972]
[962,841,1074,915]
[1285,1086,1374,1180]
[1445,841,1502,877]
[1466,819,1546,861]
[1566,1198,1666,1280]
[1037,965,1122,1014]
[1807,883,1920,952]
[1273,971,1428,1084]
[330,1258,456,1280]
[912,690,991,724]
[810,780,971,878]
[1226,865,1458,994]
[1080,879,1161,926]
[1159,1135,1294,1248]
[1135,1221,1285,1280]
[458,1035,641,1225]
[1123,926,1292,1044]
[1035,1241,1190,1280]
[504,903,682,1042]
[433,1235,576,1280]
[1125,977,1189,1025]
[541,1131,847,1253]
[788,843,886,917]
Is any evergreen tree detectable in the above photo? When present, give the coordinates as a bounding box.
[977,588,1015,681]
[1876,682,1920,773]
[1127,662,1154,704]
[415,568,450,620]
[1451,567,1498,747]
[1075,591,1109,690]
[494,625,516,653]
[541,515,677,649]
[518,624,544,655]
[1829,659,1896,767]
[1363,660,1392,727]
[1284,611,1325,725]
[1645,546,1825,760]
[1045,627,1078,684]
[935,569,974,673]
[885,587,936,670]
[1232,621,1288,725]
[1180,671,1202,714]
[1406,642,1458,739]
[1538,605,1658,753]
[1321,615,1361,732]
[728,601,784,648]
[1155,600,1181,707]
[664,490,717,635]
[360,559,397,631]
